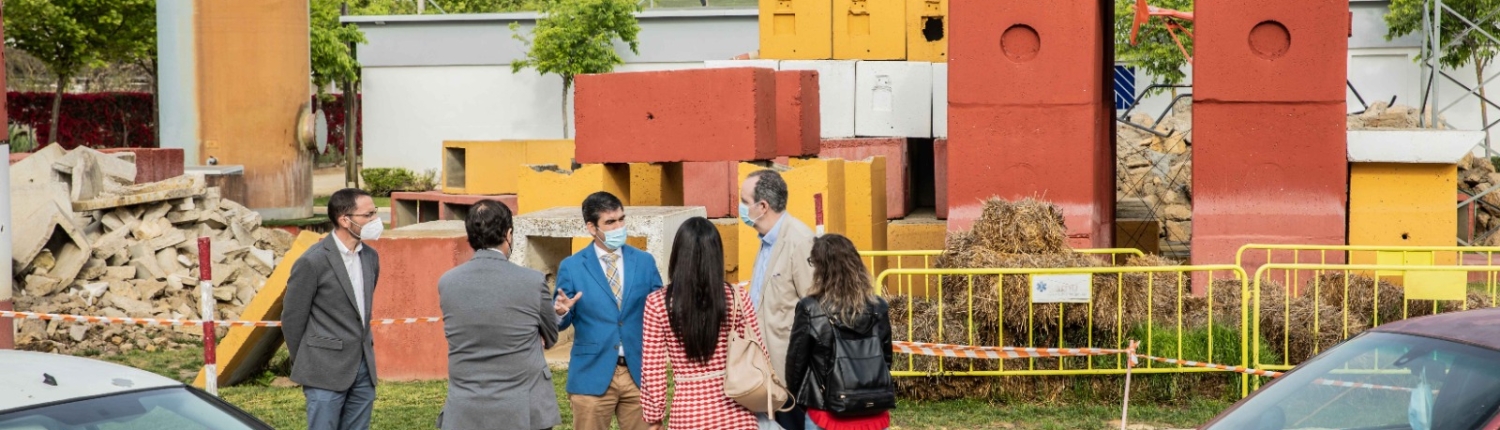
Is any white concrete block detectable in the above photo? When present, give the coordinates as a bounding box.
[933,63,948,139]
[511,206,706,282]
[1347,130,1486,163]
[855,61,933,138]
[780,60,858,139]
[703,60,779,70]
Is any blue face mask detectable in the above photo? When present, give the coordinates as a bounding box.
[739,202,762,228]
[601,226,627,251]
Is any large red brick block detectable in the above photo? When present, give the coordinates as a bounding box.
[934,139,948,220]
[777,70,821,157]
[1192,0,1348,274]
[100,148,186,184]
[369,233,474,381]
[575,68,777,163]
[683,161,738,218]
[391,191,519,228]
[819,138,910,219]
[946,0,1112,247]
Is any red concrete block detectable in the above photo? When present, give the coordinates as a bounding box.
[8,153,26,165]
[369,234,474,381]
[100,148,186,183]
[946,0,1112,247]
[819,138,910,219]
[391,191,518,228]
[683,161,738,218]
[1195,0,1348,104]
[777,70,821,157]
[934,139,948,220]
[0,299,12,350]
[1191,104,1347,273]
[575,68,777,163]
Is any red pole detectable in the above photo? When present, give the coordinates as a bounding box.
[814,193,825,236]
[198,237,218,395]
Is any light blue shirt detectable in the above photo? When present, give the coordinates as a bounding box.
[750,216,786,311]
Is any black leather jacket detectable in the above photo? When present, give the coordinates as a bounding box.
[784,295,893,410]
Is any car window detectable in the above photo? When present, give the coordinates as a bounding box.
[1207,332,1500,430]
[0,387,266,430]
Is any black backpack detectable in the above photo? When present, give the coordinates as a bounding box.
[822,319,896,417]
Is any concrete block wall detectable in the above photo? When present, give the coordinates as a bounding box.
[369,232,475,381]
[777,70,823,156]
[760,0,834,60]
[819,138,910,219]
[834,0,906,60]
[683,161,740,218]
[440,140,575,196]
[842,157,889,276]
[906,0,948,63]
[628,163,685,206]
[855,61,932,138]
[781,60,858,138]
[517,164,631,214]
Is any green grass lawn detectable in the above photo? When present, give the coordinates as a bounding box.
[102,348,1230,429]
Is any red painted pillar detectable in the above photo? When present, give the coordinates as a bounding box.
[1192,0,1348,277]
[947,0,1114,249]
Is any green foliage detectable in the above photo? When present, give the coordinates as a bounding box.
[1385,0,1500,70]
[360,167,421,197]
[352,0,549,14]
[3,0,156,78]
[311,0,370,96]
[411,168,440,191]
[10,123,39,154]
[509,0,643,90]
[1112,0,1194,92]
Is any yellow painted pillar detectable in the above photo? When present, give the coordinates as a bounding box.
[1346,130,1483,273]
[834,0,906,60]
[906,0,947,62]
[760,0,834,59]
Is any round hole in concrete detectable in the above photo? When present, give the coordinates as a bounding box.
[1249,20,1291,60]
[1000,24,1040,63]
[646,112,655,120]
[1402,233,1410,240]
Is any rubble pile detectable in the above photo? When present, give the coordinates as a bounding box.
[1115,100,1193,245]
[10,144,294,354]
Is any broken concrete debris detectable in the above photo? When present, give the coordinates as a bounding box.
[11,143,297,355]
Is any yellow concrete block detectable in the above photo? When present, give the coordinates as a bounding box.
[527,140,576,168]
[906,0,947,62]
[761,0,834,60]
[842,157,888,276]
[518,164,631,215]
[736,160,847,281]
[196,231,323,388]
[714,218,742,283]
[441,140,577,196]
[834,0,906,60]
[443,140,526,195]
[1348,163,1458,266]
[628,163,685,207]
[885,213,945,297]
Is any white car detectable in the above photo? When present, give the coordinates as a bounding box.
[0,350,273,430]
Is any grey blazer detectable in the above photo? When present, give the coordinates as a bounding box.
[436,249,561,430]
[281,234,380,391]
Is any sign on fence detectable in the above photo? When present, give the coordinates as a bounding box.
[1030,274,1092,303]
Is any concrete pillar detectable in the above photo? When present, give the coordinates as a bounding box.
[946,0,1114,249]
[158,0,314,220]
[1191,0,1349,277]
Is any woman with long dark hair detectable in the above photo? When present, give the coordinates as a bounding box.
[785,234,895,430]
[641,217,768,430]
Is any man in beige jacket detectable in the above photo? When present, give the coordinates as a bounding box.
[739,169,816,430]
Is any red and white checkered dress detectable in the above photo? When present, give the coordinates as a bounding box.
[641,284,765,430]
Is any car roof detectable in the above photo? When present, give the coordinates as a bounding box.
[0,350,182,412]
[1371,307,1500,350]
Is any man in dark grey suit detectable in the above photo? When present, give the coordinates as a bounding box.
[437,200,561,430]
[282,188,383,430]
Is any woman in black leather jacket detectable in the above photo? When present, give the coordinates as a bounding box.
[785,234,895,430]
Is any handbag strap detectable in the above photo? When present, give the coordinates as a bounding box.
[727,283,747,338]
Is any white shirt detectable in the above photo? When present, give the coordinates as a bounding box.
[334,238,366,323]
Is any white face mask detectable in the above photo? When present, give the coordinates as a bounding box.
[348,216,384,241]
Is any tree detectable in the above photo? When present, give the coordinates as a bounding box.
[1112,0,1194,96]
[1387,0,1500,143]
[352,0,547,15]
[4,0,154,145]
[509,0,641,138]
[311,0,369,98]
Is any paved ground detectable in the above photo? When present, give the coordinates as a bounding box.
[313,167,347,197]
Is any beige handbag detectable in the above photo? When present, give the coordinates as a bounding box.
[723,283,794,416]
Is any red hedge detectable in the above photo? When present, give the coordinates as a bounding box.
[6,91,362,155]
[7,91,157,149]
[318,94,363,156]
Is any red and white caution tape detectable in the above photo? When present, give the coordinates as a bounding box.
[1,311,445,328]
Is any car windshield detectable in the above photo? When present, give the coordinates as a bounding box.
[1207,332,1500,430]
[0,387,267,430]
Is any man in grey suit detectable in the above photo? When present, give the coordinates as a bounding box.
[437,200,561,430]
[282,188,383,430]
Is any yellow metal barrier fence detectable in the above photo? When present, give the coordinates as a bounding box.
[873,265,1249,381]
[1236,244,1500,295]
[1249,263,1500,393]
[860,248,1148,298]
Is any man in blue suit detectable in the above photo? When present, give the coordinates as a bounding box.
[553,191,662,430]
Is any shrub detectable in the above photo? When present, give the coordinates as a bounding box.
[9,123,38,153]
[360,168,417,197]
[411,169,439,192]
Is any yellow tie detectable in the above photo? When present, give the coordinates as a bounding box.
[603,253,622,307]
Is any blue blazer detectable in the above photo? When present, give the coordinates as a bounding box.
[557,244,662,396]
